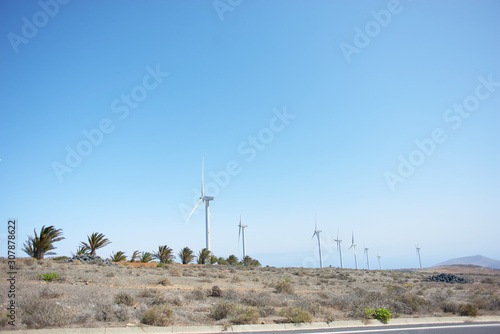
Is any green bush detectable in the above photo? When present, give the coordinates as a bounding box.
[459,304,478,317]
[230,306,260,324]
[37,273,60,282]
[141,305,174,326]
[365,308,392,324]
[279,306,312,323]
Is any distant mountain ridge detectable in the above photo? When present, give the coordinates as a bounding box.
[433,255,500,270]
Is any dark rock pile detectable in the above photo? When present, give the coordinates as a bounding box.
[68,254,117,266]
[427,273,469,284]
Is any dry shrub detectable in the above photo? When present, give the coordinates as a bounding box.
[152,293,167,305]
[279,306,312,323]
[275,279,295,294]
[74,310,93,324]
[169,267,182,277]
[398,294,430,314]
[39,287,63,299]
[139,289,159,298]
[210,286,222,297]
[231,275,242,283]
[459,303,478,317]
[209,301,236,320]
[442,302,460,314]
[294,300,321,316]
[95,302,131,322]
[141,305,174,326]
[24,258,36,266]
[20,298,72,328]
[114,292,135,306]
[190,288,207,301]
[258,306,276,317]
[158,277,172,286]
[242,291,271,306]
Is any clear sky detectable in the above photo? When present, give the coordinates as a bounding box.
[1,0,499,269]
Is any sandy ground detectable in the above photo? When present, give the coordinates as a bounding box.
[1,258,499,330]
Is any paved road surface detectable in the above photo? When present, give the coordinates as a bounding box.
[237,322,500,334]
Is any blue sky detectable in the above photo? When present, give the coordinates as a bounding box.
[1,0,499,269]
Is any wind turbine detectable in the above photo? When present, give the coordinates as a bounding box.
[348,232,358,269]
[364,247,370,270]
[188,159,215,251]
[416,244,422,269]
[312,215,323,268]
[334,230,343,268]
[238,215,248,260]
[377,255,382,270]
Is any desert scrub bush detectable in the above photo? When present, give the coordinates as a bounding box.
[210,285,222,297]
[398,294,430,314]
[141,305,174,326]
[23,257,36,266]
[294,300,321,316]
[20,297,72,328]
[1,312,9,327]
[114,292,135,306]
[190,288,207,300]
[209,301,237,320]
[39,287,63,299]
[138,289,159,298]
[158,277,172,286]
[364,308,392,324]
[230,306,260,325]
[275,277,295,294]
[459,303,478,317]
[37,273,60,282]
[169,266,182,276]
[442,302,460,314]
[152,293,168,305]
[258,306,277,317]
[95,302,130,322]
[279,306,312,323]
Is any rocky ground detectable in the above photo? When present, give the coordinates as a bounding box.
[1,257,499,330]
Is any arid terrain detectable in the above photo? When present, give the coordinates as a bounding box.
[1,257,500,330]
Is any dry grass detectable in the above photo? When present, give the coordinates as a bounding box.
[2,258,499,329]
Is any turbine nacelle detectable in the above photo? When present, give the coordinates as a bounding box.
[203,195,215,201]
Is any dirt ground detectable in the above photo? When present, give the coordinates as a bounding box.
[1,258,499,330]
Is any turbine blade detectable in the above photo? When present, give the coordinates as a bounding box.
[352,232,354,245]
[238,225,241,246]
[201,158,205,196]
[187,198,203,221]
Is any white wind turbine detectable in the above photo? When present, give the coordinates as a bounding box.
[364,247,370,270]
[348,232,358,269]
[377,255,382,270]
[188,159,215,251]
[312,215,323,269]
[416,244,422,269]
[334,230,343,268]
[238,215,248,260]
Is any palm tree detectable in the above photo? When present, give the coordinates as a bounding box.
[197,248,211,264]
[80,232,111,256]
[226,254,238,265]
[140,252,153,263]
[152,245,175,264]
[130,250,140,263]
[209,255,218,264]
[22,225,65,260]
[218,257,229,265]
[178,247,194,264]
[109,251,127,262]
[74,245,90,256]
[242,255,261,267]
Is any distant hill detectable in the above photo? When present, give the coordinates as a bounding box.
[433,255,500,270]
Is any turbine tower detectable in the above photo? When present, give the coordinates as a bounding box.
[377,255,382,270]
[416,244,422,269]
[188,159,215,251]
[348,232,358,269]
[238,215,248,260]
[312,215,323,269]
[364,247,370,270]
[334,230,343,269]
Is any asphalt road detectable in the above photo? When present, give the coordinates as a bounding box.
[238,322,500,334]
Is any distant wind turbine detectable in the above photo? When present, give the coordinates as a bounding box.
[416,244,422,269]
[312,215,323,269]
[349,232,358,270]
[334,230,343,268]
[377,255,382,270]
[238,215,248,260]
[188,159,215,251]
[364,247,370,270]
